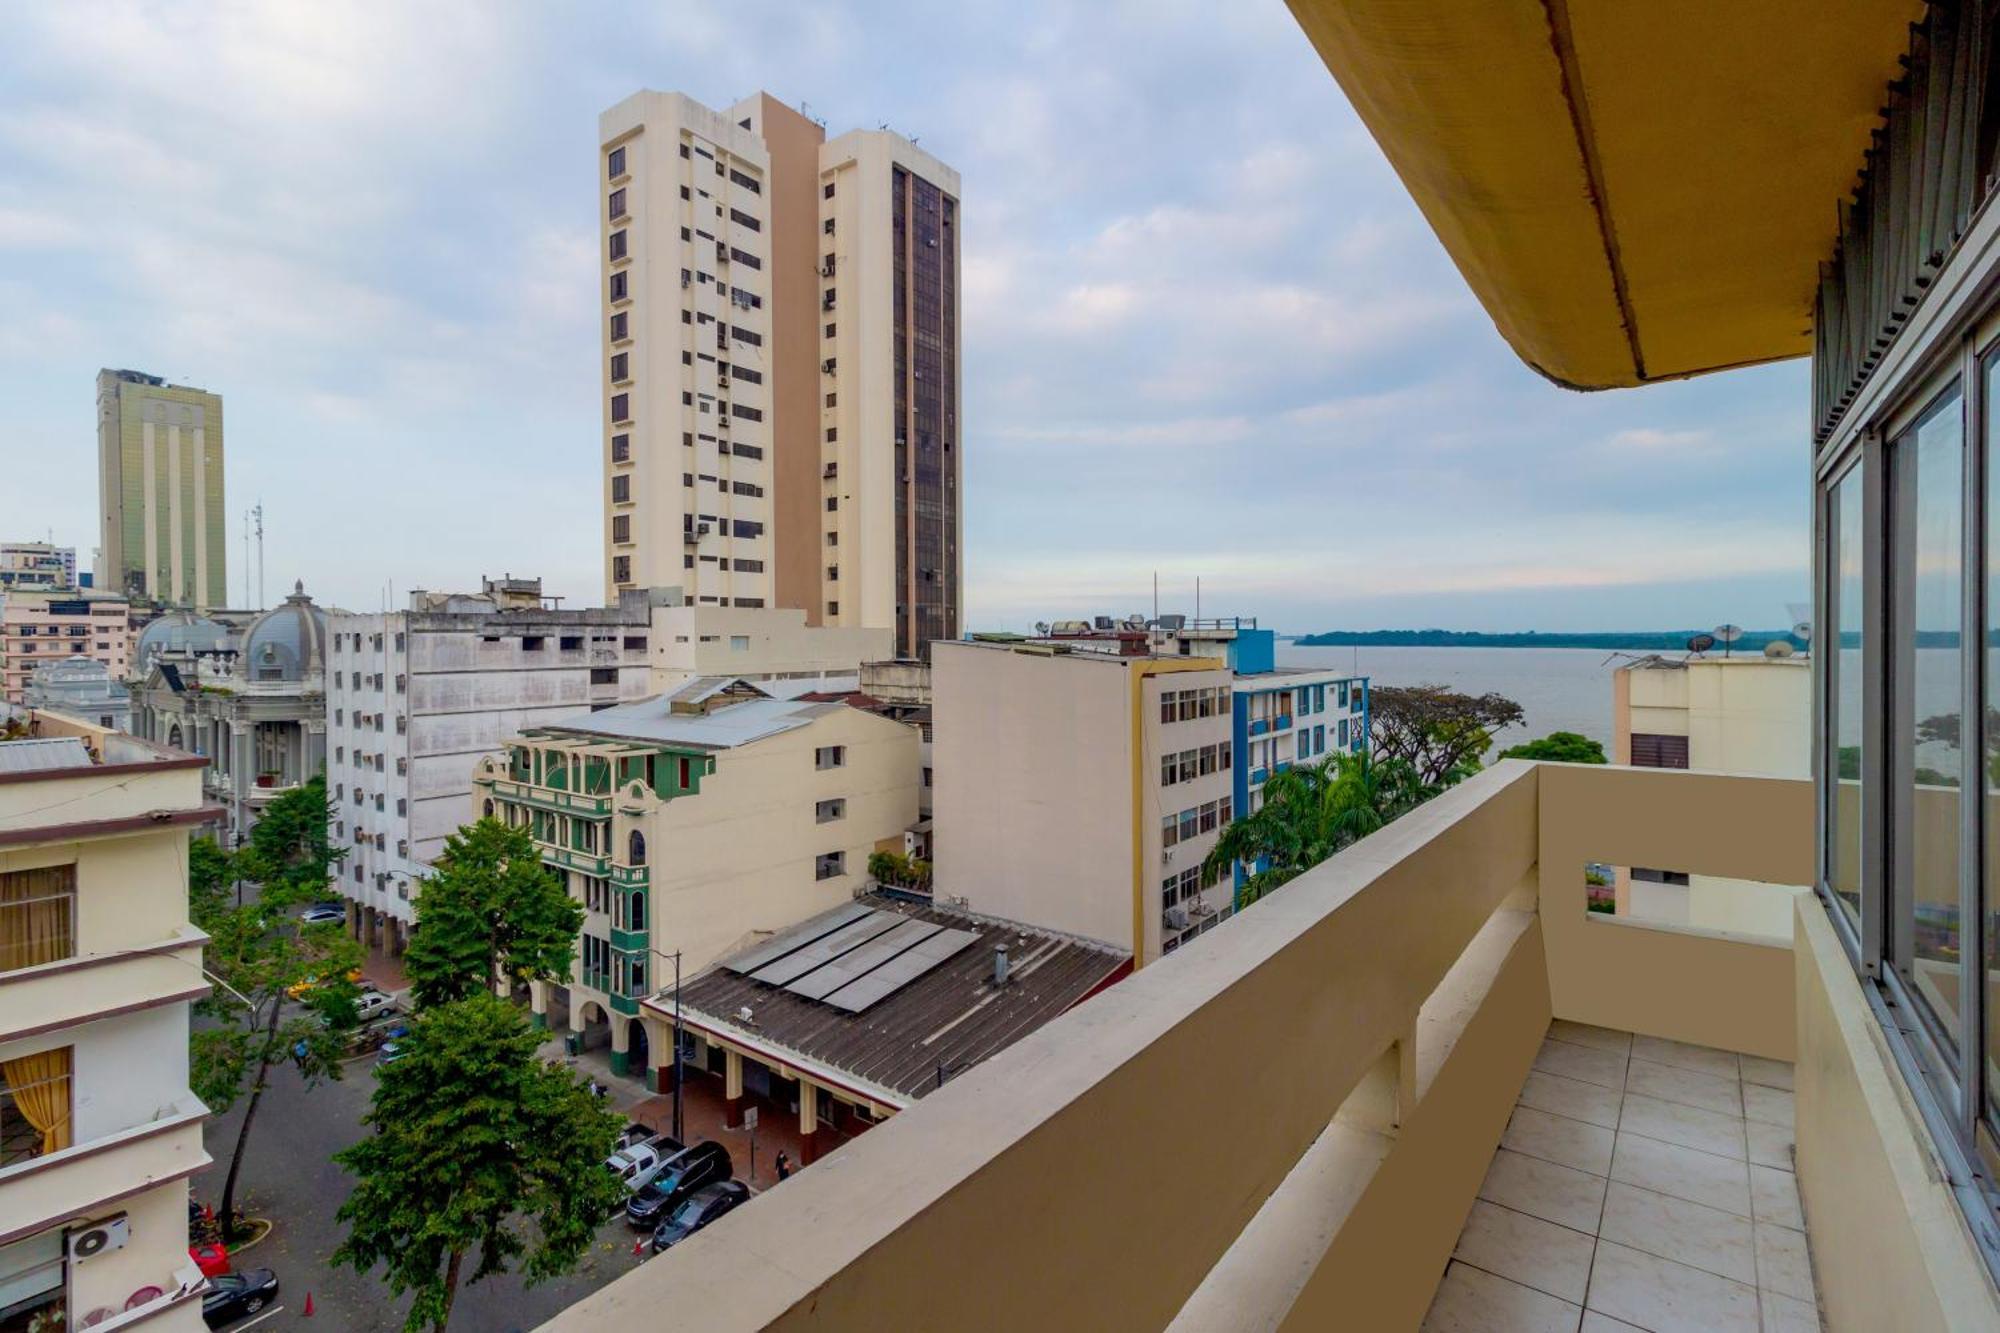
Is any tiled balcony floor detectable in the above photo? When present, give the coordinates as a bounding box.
[1424,1021,1818,1333]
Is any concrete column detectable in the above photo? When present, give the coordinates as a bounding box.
[346,901,362,940]
[530,980,549,1031]
[798,1081,821,1166]
[386,916,405,957]
[609,1014,632,1077]
[724,1048,744,1128]
[366,908,382,949]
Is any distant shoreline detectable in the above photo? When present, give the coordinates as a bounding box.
[1286,629,1806,652]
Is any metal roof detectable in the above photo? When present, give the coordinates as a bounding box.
[0,737,93,774]
[535,696,838,751]
[661,895,1130,1104]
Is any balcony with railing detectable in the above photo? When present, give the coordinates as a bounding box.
[488,776,612,819]
[546,760,1999,1330]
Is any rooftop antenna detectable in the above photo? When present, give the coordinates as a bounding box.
[254,501,266,610]
[1195,576,1201,625]
[1713,623,1743,659]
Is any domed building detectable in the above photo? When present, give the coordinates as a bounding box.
[131,581,331,843]
[134,608,233,671]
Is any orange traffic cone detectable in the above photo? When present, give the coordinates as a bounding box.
[303,1292,315,1316]
[631,1236,643,1256]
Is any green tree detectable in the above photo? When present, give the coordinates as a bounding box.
[1497,731,1608,764]
[402,819,583,1008]
[334,994,626,1333]
[190,775,358,1240]
[1204,753,1429,906]
[1368,684,1525,788]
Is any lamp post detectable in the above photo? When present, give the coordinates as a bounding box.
[647,946,685,1142]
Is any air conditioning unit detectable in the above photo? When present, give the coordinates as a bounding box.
[1163,907,1189,932]
[69,1216,130,1262]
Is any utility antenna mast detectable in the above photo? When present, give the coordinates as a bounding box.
[248,502,266,609]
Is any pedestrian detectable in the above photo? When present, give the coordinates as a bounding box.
[775,1150,791,1181]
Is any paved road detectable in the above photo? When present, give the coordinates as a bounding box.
[200,1033,653,1332]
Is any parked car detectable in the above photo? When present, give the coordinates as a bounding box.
[188,1242,230,1278]
[201,1268,279,1327]
[604,1137,679,1195]
[616,1121,668,1152]
[375,1037,411,1067]
[353,990,397,1021]
[624,1141,732,1228]
[651,1180,751,1252]
[299,903,345,925]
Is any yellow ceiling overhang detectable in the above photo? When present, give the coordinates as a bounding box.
[1287,0,1922,389]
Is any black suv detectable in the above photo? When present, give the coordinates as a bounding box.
[624,1140,733,1228]
[651,1179,752,1251]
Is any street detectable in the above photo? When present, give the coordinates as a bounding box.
[200,1032,653,1332]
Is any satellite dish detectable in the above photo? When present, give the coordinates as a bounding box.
[1792,621,1813,642]
[1687,633,1717,655]
[1713,624,1743,642]
[1764,640,1795,658]
[1125,614,1147,630]
[1033,622,1050,636]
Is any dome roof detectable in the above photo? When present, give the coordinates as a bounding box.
[136,609,231,664]
[241,581,328,683]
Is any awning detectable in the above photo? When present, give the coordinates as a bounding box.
[1288,0,1922,388]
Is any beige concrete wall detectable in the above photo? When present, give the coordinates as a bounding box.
[1794,899,2000,1330]
[635,704,919,974]
[934,643,1136,949]
[1687,658,1810,777]
[745,94,828,623]
[545,762,1539,1331]
[648,604,889,686]
[1539,761,1810,1061]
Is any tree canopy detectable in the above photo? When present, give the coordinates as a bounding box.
[189,775,357,1238]
[334,994,625,1332]
[1204,753,1429,906]
[403,818,583,1008]
[1367,684,1525,788]
[1497,731,1607,764]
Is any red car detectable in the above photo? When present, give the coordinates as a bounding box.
[189,1243,229,1278]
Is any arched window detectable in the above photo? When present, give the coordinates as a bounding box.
[629,890,646,929]
[483,799,495,820]
[167,723,182,750]
[629,830,646,866]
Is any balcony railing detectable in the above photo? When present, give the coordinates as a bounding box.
[1248,718,1270,737]
[550,760,2000,1329]
[490,778,612,819]
[542,844,609,877]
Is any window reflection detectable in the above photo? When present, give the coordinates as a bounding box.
[1829,468,1865,930]
[1894,388,1964,1051]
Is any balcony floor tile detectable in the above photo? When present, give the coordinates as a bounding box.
[1434,1023,1824,1333]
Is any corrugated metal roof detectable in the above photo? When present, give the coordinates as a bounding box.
[662,895,1129,1103]
[0,737,92,774]
[537,696,828,750]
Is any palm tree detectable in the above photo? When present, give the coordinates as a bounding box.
[1204,752,1429,908]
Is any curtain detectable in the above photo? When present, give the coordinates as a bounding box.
[2,1046,73,1156]
[0,865,74,973]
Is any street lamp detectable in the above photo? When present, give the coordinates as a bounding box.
[646,946,685,1143]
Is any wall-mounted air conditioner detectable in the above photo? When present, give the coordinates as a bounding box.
[69,1216,130,1262]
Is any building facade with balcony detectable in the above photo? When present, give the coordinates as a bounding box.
[0,711,219,1333]
[474,681,919,1078]
[933,637,1235,963]
[546,5,2000,1330]
[130,582,328,846]
[0,542,78,592]
[0,590,131,707]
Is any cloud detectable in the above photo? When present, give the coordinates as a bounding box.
[0,1,1808,634]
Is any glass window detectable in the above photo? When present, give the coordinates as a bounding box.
[1891,386,1964,1050]
[1827,464,1865,932]
[1987,355,2000,1127]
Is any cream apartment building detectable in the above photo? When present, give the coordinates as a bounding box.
[0,712,217,1331]
[600,92,962,660]
[474,682,919,1077]
[96,370,226,610]
[932,638,1234,965]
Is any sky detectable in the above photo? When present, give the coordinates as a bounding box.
[0,2,1811,634]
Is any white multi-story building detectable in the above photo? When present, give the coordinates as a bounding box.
[599,91,963,661]
[0,542,77,592]
[600,92,778,610]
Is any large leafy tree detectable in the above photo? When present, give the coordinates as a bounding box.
[1205,753,1430,906]
[1368,684,1525,788]
[334,994,626,1333]
[403,818,583,1008]
[1497,731,1607,764]
[190,775,358,1239]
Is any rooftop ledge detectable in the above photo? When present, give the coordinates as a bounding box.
[546,761,2000,1331]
